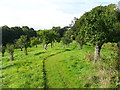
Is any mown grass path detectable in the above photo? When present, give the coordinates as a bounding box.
[44,51,69,88]
[43,44,95,88]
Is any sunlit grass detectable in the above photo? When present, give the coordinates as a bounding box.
[1,41,118,88]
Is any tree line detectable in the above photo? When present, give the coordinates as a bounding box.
[1,4,120,62]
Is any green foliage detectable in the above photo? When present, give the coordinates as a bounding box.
[6,44,14,60]
[16,35,29,55]
[22,26,36,39]
[17,35,29,48]
[6,44,14,53]
[70,4,120,60]
[86,4,118,46]
[61,37,72,46]
[2,46,6,57]
[30,36,39,47]
[61,31,72,47]
[37,30,60,49]
[52,26,68,38]
[1,25,36,46]
[102,42,117,51]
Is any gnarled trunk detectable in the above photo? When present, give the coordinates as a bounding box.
[94,45,102,61]
[24,47,28,55]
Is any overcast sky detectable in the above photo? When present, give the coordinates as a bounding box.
[0,0,119,30]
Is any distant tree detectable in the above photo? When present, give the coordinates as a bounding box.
[2,45,5,57]
[2,25,11,46]
[15,39,23,51]
[52,26,68,39]
[10,26,24,40]
[39,30,50,50]
[49,30,60,48]
[22,26,36,40]
[17,35,29,55]
[69,17,78,28]
[6,44,14,60]
[38,30,60,50]
[30,36,39,48]
[37,30,43,41]
[61,31,72,48]
[1,25,36,47]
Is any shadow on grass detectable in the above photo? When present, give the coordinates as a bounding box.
[0,63,18,70]
[34,52,45,55]
[64,49,71,51]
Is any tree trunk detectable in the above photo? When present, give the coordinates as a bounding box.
[36,45,37,48]
[50,43,53,48]
[116,42,120,70]
[10,52,14,61]
[24,47,28,55]
[94,45,102,61]
[63,45,65,48]
[66,44,69,47]
[20,47,23,51]
[2,52,4,57]
[44,44,47,50]
[78,44,82,50]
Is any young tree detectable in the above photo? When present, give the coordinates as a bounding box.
[39,30,59,50]
[15,39,23,51]
[30,36,39,48]
[61,31,72,48]
[49,30,60,48]
[17,35,29,55]
[6,44,14,60]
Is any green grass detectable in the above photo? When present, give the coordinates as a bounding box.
[1,41,118,88]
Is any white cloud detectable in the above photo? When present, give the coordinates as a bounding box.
[0,0,119,30]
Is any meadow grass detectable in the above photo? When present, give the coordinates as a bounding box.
[1,41,118,88]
